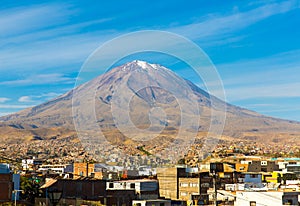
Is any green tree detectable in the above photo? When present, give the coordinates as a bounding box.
[20,176,42,204]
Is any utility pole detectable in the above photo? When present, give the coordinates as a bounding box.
[12,190,23,206]
[213,172,217,206]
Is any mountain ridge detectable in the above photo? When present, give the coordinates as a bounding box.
[1,60,300,144]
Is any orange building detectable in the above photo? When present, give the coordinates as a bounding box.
[73,163,107,179]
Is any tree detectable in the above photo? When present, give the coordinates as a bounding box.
[20,176,42,204]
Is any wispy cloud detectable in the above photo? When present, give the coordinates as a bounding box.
[222,53,300,85]
[171,0,300,41]
[18,96,34,103]
[181,0,299,36]
[0,112,13,117]
[0,3,74,37]
[0,104,34,109]
[227,82,300,101]
[0,73,75,86]
[0,3,115,72]
[18,92,61,103]
[216,49,300,101]
[0,97,10,103]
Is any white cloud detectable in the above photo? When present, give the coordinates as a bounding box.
[17,92,61,104]
[0,73,75,86]
[0,112,12,117]
[0,3,73,37]
[0,3,115,72]
[226,82,300,101]
[18,96,34,103]
[0,104,34,109]
[170,0,300,41]
[0,97,10,103]
[209,49,300,102]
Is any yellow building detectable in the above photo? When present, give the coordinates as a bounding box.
[263,171,297,183]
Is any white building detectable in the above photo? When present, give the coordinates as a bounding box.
[235,191,299,206]
[38,164,72,174]
[133,199,171,206]
[107,179,159,199]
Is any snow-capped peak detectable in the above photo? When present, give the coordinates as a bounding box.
[134,60,159,70]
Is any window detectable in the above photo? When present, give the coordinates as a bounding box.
[180,192,187,196]
[180,183,189,187]
[250,201,256,206]
[283,199,293,205]
[261,161,267,166]
[109,182,114,188]
[130,183,135,189]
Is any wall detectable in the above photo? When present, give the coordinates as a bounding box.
[178,178,200,200]
[235,191,299,206]
[0,174,13,202]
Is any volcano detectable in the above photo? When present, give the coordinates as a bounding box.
[1,60,300,146]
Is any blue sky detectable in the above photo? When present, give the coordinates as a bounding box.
[0,0,300,121]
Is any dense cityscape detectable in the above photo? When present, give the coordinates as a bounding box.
[1,140,300,205]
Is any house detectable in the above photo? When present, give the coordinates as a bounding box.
[287,164,300,177]
[246,160,279,172]
[38,164,73,175]
[157,167,210,204]
[107,179,159,200]
[0,163,20,202]
[132,199,171,206]
[38,177,107,205]
[235,191,299,206]
[38,177,137,206]
[263,171,297,184]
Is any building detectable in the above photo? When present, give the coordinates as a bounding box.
[38,177,107,205]
[263,171,297,184]
[21,158,43,171]
[235,191,299,206]
[0,163,20,202]
[245,160,279,173]
[132,199,171,206]
[0,173,13,202]
[107,179,159,200]
[38,177,137,206]
[157,167,211,204]
[73,163,108,179]
[287,164,300,177]
[38,164,73,175]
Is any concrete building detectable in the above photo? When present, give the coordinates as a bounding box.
[0,163,20,202]
[132,199,171,206]
[0,173,13,202]
[235,191,299,206]
[107,179,159,200]
[246,160,279,173]
[38,164,72,175]
[38,177,137,206]
[73,163,108,179]
[38,177,107,205]
[263,171,297,184]
[157,167,211,204]
[287,164,300,177]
